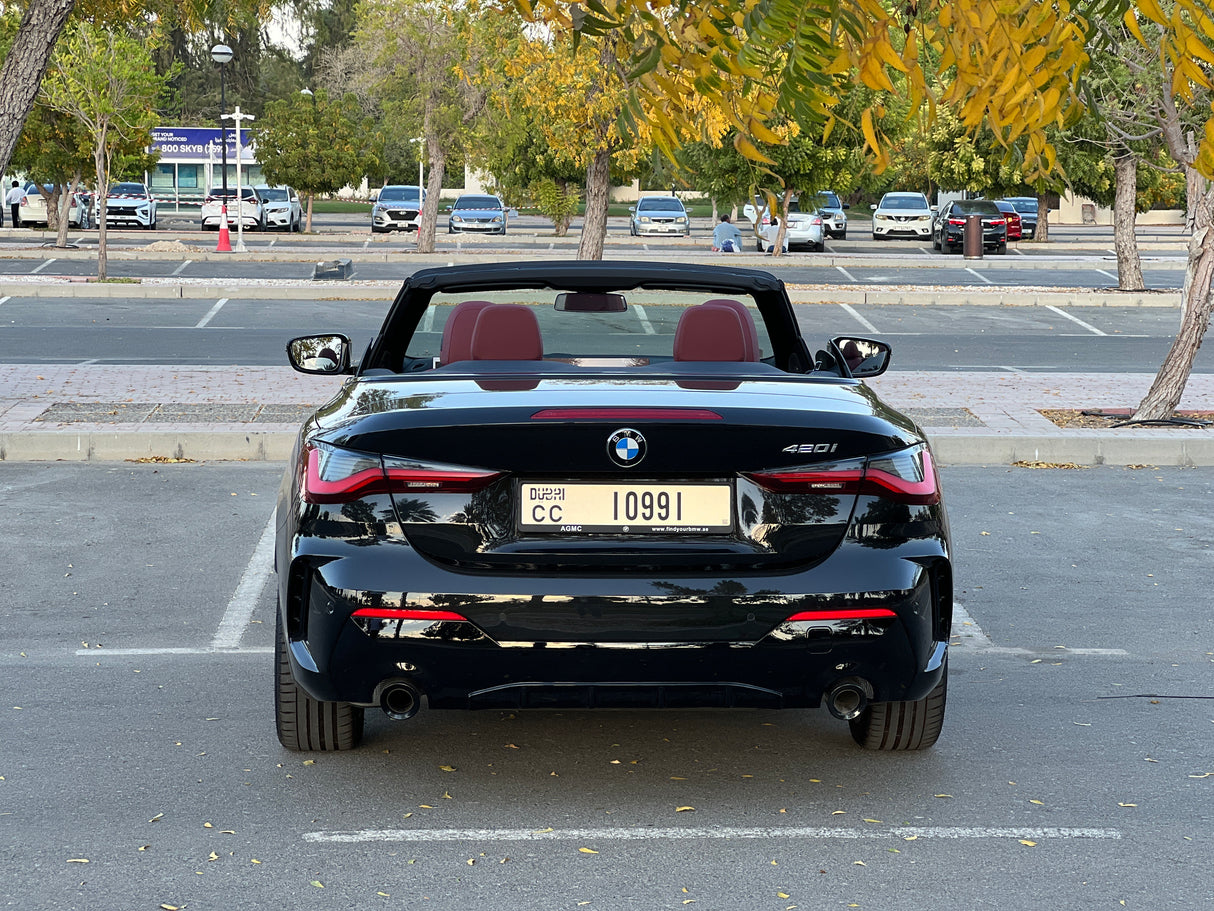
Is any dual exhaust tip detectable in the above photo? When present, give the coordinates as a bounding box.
[825,677,872,721]
[381,678,870,722]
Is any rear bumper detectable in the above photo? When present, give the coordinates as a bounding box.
[279,541,950,711]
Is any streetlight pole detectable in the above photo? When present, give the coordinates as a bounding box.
[223,106,255,253]
[211,44,233,236]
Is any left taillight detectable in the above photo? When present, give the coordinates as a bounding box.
[302,443,502,503]
[745,445,940,505]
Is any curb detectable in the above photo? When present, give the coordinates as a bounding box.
[3,428,1211,466]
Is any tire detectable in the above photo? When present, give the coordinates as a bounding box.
[849,663,947,751]
[871,232,879,241]
[371,225,386,234]
[997,242,1007,255]
[839,230,846,240]
[932,234,940,251]
[275,608,364,752]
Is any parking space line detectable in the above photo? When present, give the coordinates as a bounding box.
[76,646,272,656]
[965,268,994,285]
[304,825,1121,845]
[1045,305,1107,336]
[633,303,656,334]
[31,259,56,274]
[170,260,192,276]
[1095,269,1118,282]
[195,298,229,329]
[0,296,9,307]
[838,302,878,333]
[211,512,277,649]
[835,265,859,283]
[420,304,436,334]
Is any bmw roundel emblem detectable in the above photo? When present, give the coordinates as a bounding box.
[607,428,647,467]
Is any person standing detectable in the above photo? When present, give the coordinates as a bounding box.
[6,181,24,228]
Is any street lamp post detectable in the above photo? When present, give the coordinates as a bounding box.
[211,44,233,234]
[223,106,255,253]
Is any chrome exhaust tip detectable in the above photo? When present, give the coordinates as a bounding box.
[825,678,872,721]
[379,681,422,721]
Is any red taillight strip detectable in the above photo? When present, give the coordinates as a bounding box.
[865,449,939,505]
[746,469,864,493]
[531,408,723,421]
[352,608,468,622]
[305,447,388,503]
[785,608,897,621]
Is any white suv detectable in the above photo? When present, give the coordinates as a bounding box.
[372,185,425,233]
[97,182,157,229]
[200,186,266,231]
[870,191,932,240]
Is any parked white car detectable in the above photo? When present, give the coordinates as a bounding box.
[758,210,825,252]
[371,185,425,233]
[18,183,92,229]
[255,185,302,232]
[870,191,933,240]
[200,186,266,231]
[97,182,157,229]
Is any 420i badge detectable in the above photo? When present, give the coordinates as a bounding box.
[607,427,647,466]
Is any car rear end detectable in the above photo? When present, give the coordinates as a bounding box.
[278,380,948,720]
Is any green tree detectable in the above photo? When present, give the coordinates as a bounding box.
[254,89,380,231]
[39,23,172,279]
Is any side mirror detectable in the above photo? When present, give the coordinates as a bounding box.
[842,203,851,209]
[869,203,877,211]
[830,336,891,378]
[287,334,352,374]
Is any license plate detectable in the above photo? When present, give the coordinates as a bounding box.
[518,482,732,534]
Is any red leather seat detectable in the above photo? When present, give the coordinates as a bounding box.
[702,298,760,361]
[470,304,544,360]
[673,304,750,362]
[439,300,494,365]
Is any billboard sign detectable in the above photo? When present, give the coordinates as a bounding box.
[150,127,257,162]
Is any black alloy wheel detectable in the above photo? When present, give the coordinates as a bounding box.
[849,662,947,751]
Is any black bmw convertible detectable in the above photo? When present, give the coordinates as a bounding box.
[275,261,951,751]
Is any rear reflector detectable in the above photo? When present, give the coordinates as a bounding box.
[785,608,897,621]
[531,408,723,421]
[352,607,468,622]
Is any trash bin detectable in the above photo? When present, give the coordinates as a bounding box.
[963,213,983,259]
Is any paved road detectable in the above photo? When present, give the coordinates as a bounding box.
[1,462,1210,909]
[1,292,1209,373]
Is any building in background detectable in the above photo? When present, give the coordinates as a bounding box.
[149,127,262,211]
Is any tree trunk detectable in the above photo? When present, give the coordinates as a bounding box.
[578,148,611,261]
[1035,193,1049,242]
[417,148,446,254]
[1131,177,1214,421]
[1112,153,1144,291]
[94,133,108,281]
[305,194,314,233]
[0,0,76,181]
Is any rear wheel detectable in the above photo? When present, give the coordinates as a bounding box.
[275,608,364,751]
[849,663,946,751]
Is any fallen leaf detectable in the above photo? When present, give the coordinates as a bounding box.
[251,859,261,864]
[832,810,846,815]
[203,822,214,828]
[208,852,219,862]
[1019,840,1037,847]
[579,847,599,854]
[863,818,882,823]
[439,765,457,772]
[378,893,390,898]
[419,804,434,809]
[442,791,452,799]
[1030,800,1044,805]
[303,759,316,766]
[1118,803,1138,807]
[466,858,475,866]
[853,861,866,866]
[904,835,918,841]
[312,880,324,888]
[534,827,554,834]
[934,794,952,799]
[676,806,695,812]
[149,813,164,822]
[67,858,89,864]
[778,893,790,899]
[160,905,179,910]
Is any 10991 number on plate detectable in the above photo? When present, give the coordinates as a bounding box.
[518,482,732,534]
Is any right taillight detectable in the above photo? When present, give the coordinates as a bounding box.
[745,445,939,505]
[302,443,502,503]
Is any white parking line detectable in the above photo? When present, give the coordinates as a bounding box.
[965,267,994,285]
[0,296,9,307]
[633,303,656,334]
[211,512,277,649]
[304,825,1121,844]
[420,304,436,334]
[835,265,859,283]
[838,302,878,333]
[1095,269,1118,282]
[1046,305,1107,336]
[171,260,192,276]
[31,259,56,274]
[76,646,272,656]
[195,298,229,329]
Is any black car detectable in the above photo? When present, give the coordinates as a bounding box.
[932,199,1008,254]
[275,261,952,753]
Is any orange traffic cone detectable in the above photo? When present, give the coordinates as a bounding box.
[216,206,232,252]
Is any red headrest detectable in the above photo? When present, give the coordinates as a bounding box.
[439,300,494,365]
[470,304,544,360]
[702,298,760,361]
[673,304,749,362]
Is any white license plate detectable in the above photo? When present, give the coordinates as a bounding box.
[519,483,732,534]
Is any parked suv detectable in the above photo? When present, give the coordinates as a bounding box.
[932,198,1008,254]
[97,182,157,229]
[200,186,266,231]
[372,185,425,233]
[870,191,932,240]
[814,190,849,239]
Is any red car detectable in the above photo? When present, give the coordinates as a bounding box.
[995,200,1022,241]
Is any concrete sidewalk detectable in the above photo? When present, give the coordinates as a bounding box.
[2,363,1212,465]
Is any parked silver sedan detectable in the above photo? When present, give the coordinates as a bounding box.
[447,193,508,234]
[629,196,691,236]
